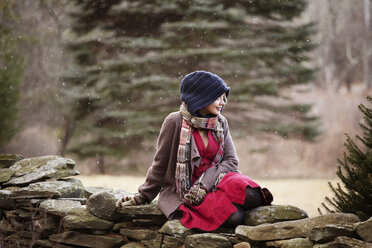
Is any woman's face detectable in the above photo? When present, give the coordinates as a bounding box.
[199,93,227,116]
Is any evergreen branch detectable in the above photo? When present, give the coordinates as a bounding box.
[320,96,372,220]
[62,0,318,172]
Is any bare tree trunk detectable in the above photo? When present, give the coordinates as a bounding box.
[59,115,76,156]
[324,1,337,90]
[338,40,359,92]
[98,155,105,174]
[363,0,371,89]
[38,0,69,41]
[39,0,73,156]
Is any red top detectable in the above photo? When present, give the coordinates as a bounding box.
[179,130,265,231]
[191,129,219,185]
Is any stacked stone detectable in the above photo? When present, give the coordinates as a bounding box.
[237,211,372,248]
[0,155,87,247]
[1,154,371,248]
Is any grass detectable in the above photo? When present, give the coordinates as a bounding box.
[76,175,339,218]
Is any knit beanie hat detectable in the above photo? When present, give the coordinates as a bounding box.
[180,71,230,116]
[180,70,230,116]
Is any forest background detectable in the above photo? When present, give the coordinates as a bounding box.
[1,0,372,181]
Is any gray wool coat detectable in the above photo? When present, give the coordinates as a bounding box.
[138,111,239,218]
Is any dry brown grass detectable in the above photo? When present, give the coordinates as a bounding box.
[76,175,339,218]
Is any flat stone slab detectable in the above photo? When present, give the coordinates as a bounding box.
[234,242,252,248]
[121,243,146,248]
[244,205,308,226]
[119,227,157,241]
[185,233,232,248]
[35,240,74,248]
[141,233,183,248]
[63,207,114,230]
[0,196,16,210]
[5,155,79,186]
[313,236,372,248]
[0,188,16,198]
[162,234,184,248]
[266,238,313,248]
[49,231,126,248]
[236,213,360,242]
[0,187,19,209]
[116,202,163,216]
[3,179,84,199]
[131,215,168,226]
[355,217,372,242]
[112,215,168,230]
[87,191,120,220]
[141,234,163,248]
[308,224,357,243]
[4,208,33,220]
[0,154,23,169]
[58,197,87,204]
[0,168,15,183]
[159,220,195,240]
[24,198,86,206]
[39,199,84,216]
[84,186,113,198]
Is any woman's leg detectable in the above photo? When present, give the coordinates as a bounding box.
[243,187,266,210]
[222,203,244,227]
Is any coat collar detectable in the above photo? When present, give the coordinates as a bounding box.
[190,135,201,163]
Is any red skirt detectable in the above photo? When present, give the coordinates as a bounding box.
[179,172,263,231]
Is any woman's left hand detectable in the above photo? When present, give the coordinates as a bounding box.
[116,193,146,208]
[184,183,207,205]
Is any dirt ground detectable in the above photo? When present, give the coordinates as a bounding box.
[76,175,339,217]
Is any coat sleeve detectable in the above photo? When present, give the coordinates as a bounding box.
[195,116,239,191]
[138,113,178,202]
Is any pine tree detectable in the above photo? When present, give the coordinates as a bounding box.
[0,22,25,150]
[62,0,317,171]
[320,96,372,221]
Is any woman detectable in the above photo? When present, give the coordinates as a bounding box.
[116,70,273,231]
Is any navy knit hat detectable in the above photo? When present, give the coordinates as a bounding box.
[180,70,230,116]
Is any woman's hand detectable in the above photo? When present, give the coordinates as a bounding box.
[214,172,227,187]
[116,193,146,208]
[184,184,207,206]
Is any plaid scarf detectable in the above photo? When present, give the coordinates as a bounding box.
[176,102,225,198]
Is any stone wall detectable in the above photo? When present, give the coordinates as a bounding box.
[0,155,371,248]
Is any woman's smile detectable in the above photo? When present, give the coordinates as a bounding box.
[199,93,227,116]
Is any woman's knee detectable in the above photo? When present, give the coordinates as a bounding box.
[244,187,266,210]
[222,204,244,227]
